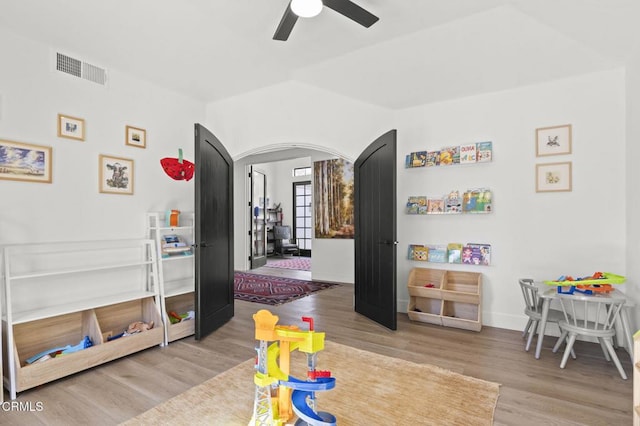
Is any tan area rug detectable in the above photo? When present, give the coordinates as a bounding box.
[124,341,500,425]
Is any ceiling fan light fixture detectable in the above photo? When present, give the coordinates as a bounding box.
[290,0,323,18]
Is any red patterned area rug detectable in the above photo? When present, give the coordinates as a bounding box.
[234,271,337,305]
[267,257,311,271]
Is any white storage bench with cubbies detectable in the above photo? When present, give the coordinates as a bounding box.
[1,239,164,400]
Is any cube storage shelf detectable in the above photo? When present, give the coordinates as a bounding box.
[147,211,195,343]
[407,267,482,331]
[1,239,164,400]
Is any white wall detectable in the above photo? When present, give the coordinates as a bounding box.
[207,81,393,284]
[3,25,633,334]
[209,68,631,332]
[264,157,311,230]
[0,28,204,243]
[396,69,627,329]
[626,58,640,329]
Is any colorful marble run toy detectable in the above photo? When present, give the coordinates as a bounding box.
[250,309,336,426]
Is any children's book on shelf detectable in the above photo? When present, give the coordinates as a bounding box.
[450,146,460,164]
[459,143,477,164]
[426,151,440,167]
[439,146,460,165]
[427,245,447,263]
[406,151,427,168]
[444,190,462,214]
[463,243,491,265]
[161,234,192,256]
[408,244,429,261]
[426,197,445,214]
[476,141,493,162]
[406,196,427,214]
[462,190,478,213]
[447,243,463,264]
[461,245,473,264]
[462,189,492,213]
[477,189,492,213]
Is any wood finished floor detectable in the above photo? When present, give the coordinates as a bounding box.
[1,261,633,425]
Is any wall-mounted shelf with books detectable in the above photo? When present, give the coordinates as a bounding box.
[406,141,492,168]
[407,189,492,215]
[409,243,491,266]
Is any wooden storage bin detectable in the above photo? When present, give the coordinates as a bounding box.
[407,267,445,298]
[11,310,102,393]
[441,271,481,304]
[164,292,195,342]
[96,298,164,351]
[407,296,442,325]
[407,267,482,331]
[442,301,481,331]
[7,298,164,394]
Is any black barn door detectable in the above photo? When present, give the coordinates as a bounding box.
[194,124,234,339]
[354,130,397,330]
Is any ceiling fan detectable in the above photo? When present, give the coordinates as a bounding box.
[273,0,379,41]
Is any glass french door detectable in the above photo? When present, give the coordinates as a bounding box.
[293,181,312,256]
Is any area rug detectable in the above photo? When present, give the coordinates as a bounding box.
[234,272,338,305]
[125,340,500,426]
[268,257,311,271]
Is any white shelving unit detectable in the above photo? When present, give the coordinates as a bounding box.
[147,211,195,343]
[1,239,164,400]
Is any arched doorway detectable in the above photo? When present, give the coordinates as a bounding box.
[233,144,354,282]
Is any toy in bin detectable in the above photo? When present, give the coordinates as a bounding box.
[543,271,625,295]
[161,234,192,257]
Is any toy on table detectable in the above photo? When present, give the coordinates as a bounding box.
[250,309,336,426]
[543,271,625,295]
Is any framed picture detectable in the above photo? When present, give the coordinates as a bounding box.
[536,162,572,192]
[125,125,146,148]
[536,124,572,157]
[99,154,134,195]
[0,139,52,183]
[58,114,85,141]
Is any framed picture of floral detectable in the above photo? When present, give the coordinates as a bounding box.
[536,124,572,157]
[0,139,52,183]
[536,161,572,192]
[99,154,134,195]
[58,114,85,141]
[125,125,146,148]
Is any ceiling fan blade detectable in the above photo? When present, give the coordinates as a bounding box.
[323,0,379,28]
[273,3,299,41]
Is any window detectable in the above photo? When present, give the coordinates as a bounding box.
[293,181,312,252]
[293,166,311,177]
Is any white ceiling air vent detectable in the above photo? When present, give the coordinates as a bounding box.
[55,52,107,86]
